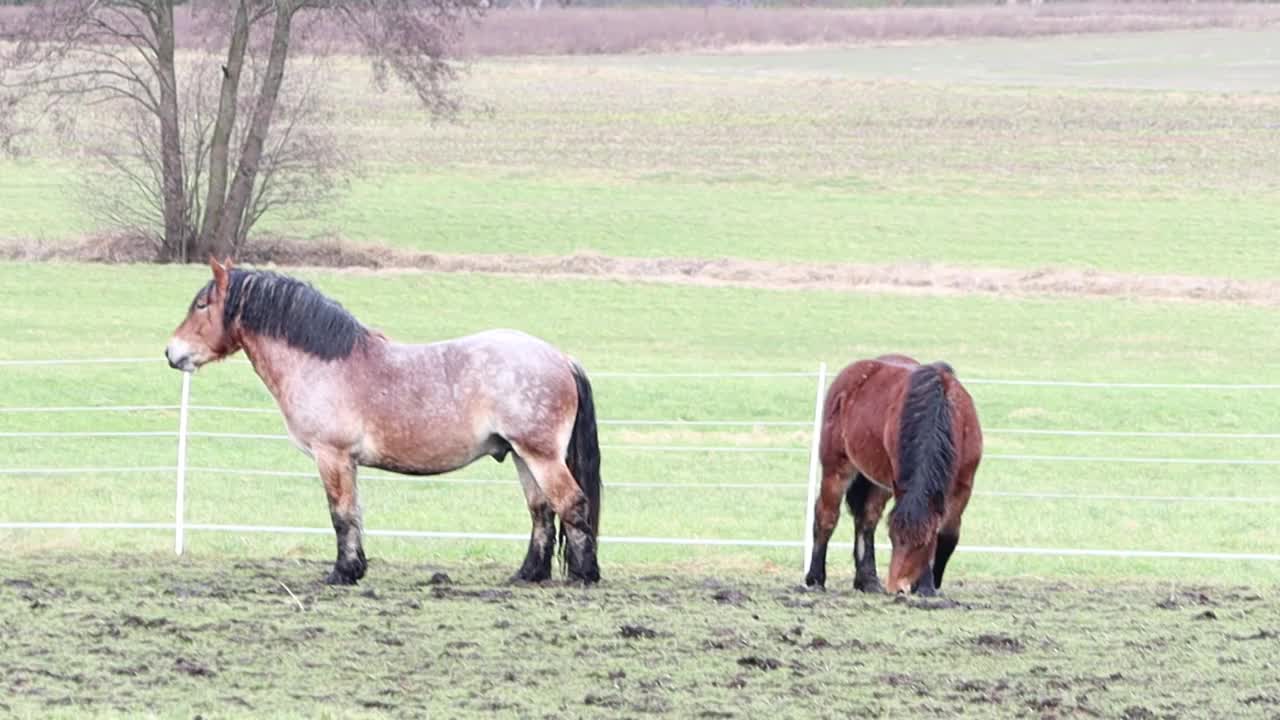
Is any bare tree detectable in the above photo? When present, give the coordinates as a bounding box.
[80,47,347,260]
[0,0,481,261]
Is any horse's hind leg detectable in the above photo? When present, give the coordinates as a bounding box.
[804,467,853,589]
[316,448,367,585]
[933,465,976,590]
[517,449,599,584]
[511,455,556,583]
[846,474,891,593]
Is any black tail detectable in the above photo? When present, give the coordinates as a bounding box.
[565,361,602,541]
[889,364,955,546]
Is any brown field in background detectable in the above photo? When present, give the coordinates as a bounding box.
[6,232,1278,305]
[458,3,1280,55]
[3,3,1280,56]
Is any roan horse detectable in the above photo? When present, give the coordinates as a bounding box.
[165,258,602,586]
[804,354,981,595]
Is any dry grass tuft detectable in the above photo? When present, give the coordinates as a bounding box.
[0,232,162,264]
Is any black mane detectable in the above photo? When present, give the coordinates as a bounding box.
[215,269,369,360]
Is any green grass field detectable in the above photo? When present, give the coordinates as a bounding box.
[4,20,1280,718]
[5,29,1280,278]
[2,27,1278,582]
[1,263,1277,584]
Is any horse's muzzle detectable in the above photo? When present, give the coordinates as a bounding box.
[164,346,194,372]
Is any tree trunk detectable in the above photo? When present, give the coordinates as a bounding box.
[154,0,188,261]
[194,0,250,260]
[213,0,295,256]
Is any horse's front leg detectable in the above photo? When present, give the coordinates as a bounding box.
[847,474,891,593]
[910,535,941,597]
[804,468,852,589]
[317,448,366,585]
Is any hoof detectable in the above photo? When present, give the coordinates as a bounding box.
[324,568,360,586]
[854,577,884,594]
[567,568,601,585]
[804,573,825,589]
[565,553,600,585]
[508,570,552,585]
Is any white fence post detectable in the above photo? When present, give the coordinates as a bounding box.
[802,362,827,573]
[174,371,191,556]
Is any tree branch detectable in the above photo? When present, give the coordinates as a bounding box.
[196,0,250,255]
[214,0,296,254]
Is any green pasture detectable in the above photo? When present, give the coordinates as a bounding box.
[4,29,1280,277]
[3,23,1279,719]
[1,263,1277,583]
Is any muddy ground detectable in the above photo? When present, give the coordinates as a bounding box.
[2,554,1278,718]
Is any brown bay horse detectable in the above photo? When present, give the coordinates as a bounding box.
[165,258,602,585]
[804,355,982,596]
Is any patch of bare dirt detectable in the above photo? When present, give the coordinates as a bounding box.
[434,252,1280,306]
[4,233,1277,305]
[459,4,1280,57]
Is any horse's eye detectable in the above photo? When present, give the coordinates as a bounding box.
[195,298,208,310]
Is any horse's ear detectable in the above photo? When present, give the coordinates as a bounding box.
[209,255,230,297]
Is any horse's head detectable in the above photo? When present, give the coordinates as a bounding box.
[165,256,240,372]
[887,540,934,596]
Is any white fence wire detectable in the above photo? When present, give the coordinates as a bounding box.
[1,357,1278,566]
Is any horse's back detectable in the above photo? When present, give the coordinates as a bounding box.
[387,329,571,377]
[826,355,980,485]
[397,327,574,386]
[873,353,920,369]
[413,327,555,354]
[433,328,578,424]
[352,328,579,473]
[823,358,917,485]
[456,330,580,456]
